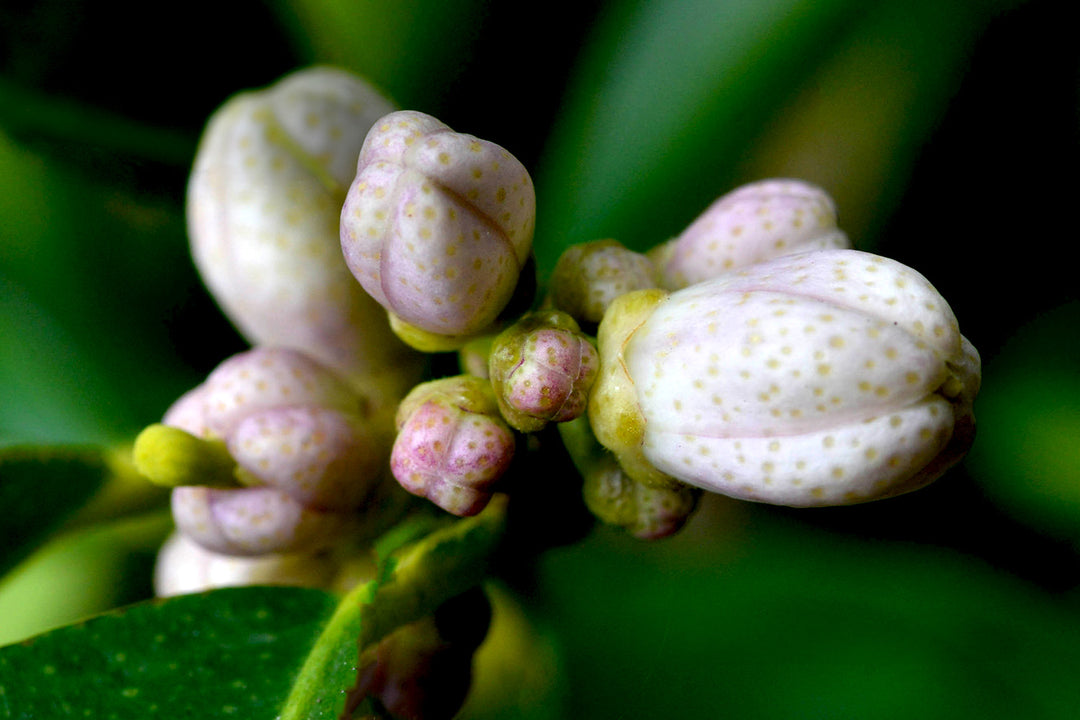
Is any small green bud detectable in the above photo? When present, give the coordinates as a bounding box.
[548,239,658,330]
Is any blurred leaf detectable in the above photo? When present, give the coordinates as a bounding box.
[0,128,206,444]
[0,282,131,445]
[0,76,195,167]
[272,0,490,109]
[537,511,1080,719]
[0,446,107,577]
[0,587,338,718]
[0,510,171,646]
[967,301,1080,544]
[460,583,566,720]
[532,0,860,275]
[735,0,993,248]
[531,0,1002,277]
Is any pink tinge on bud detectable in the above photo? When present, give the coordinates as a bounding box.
[161,347,396,555]
[656,178,850,290]
[390,377,516,516]
[171,486,354,556]
[340,110,536,339]
[503,327,597,424]
[488,310,598,433]
[227,406,383,511]
[198,347,362,439]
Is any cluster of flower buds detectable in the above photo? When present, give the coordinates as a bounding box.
[186,65,423,412]
[143,66,983,597]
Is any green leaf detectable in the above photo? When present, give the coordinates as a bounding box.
[0,510,171,646]
[0,129,203,445]
[967,301,1080,543]
[279,496,507,720]
[538,507,1080,719]
[0,446,109,578]
[0,587,338,719]
[530,0,998,277]
[0,76,196,167]
[272,0,491,109]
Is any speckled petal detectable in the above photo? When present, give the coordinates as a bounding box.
[171,485,353,556]
[341,110,535,339]
[187,67,416,389]
[200,347,361,438]
[228,406,383,511]
[657,178,850,289]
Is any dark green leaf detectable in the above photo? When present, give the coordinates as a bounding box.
[967,301,1080,543]
[272,0,491,110]
[0,587,338,719]
[0,446,109,577]
[538,507,1080,719]
[530,0,1000,277]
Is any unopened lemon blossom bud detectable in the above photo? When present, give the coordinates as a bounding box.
[488,311,599,433]
[187,66,421,408]
[651,179,850,290]
[559,417,699,539]
[160,347,401,555]
[589,249,981,507]
[547,239,658,328]
[582,453,701,540]
[391,376,516,516]
[153,532,339,597]
[340,110,536,352]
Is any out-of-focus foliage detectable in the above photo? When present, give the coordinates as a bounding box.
[1,0,1078,716]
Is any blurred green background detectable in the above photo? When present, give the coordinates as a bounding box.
[1,0,1078,717]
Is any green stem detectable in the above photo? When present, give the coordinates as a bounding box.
[278,495,508,720]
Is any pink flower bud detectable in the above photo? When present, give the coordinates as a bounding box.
[653,179,850,289]
[340,110,535,349]
[391,376,516,516]
[161,347,399,554]
[488,311,599,433]
[590,249,980,507]
[227,406,383,511]
[171,485,355,556]
[198,346,362,439]
[187,66,420,403]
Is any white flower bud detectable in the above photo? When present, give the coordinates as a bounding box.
[589,249,980,506]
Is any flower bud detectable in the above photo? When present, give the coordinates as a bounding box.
[156,347,400,554]
[652,179,850,290]
[590,249,981,507]
[582,453,701,540]
[391,376,516,516]
[153,532,338,597]
[547,239,658,328]
[187,66,421,406]
[171,485,356,556]
[488,311,599,433]
[340,110,536,351]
